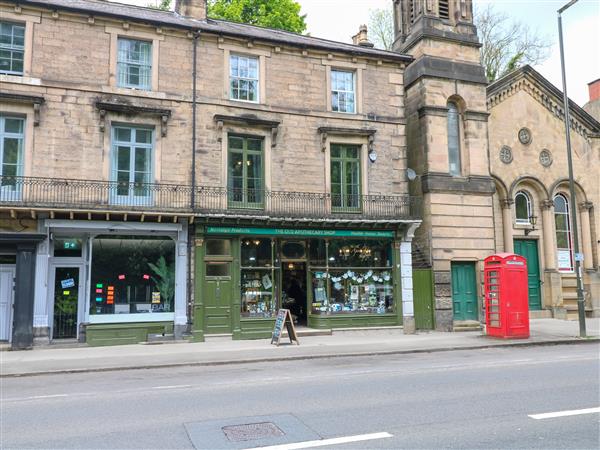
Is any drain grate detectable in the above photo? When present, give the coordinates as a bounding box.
[222,422,285,442]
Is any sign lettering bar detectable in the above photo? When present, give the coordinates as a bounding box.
[206,226,394,238]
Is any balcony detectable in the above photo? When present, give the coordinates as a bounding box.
[0,176,421,223]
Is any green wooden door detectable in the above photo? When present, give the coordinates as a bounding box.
[413,268,434,329]
[514,239,542,310]
[203,262,233,334]
[451,262,478,321]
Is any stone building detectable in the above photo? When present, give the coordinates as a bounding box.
[0,0,420,348]
[488,66,600,319]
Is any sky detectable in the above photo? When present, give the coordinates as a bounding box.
[118,0,599,106]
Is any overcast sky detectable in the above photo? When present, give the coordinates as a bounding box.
[116,0,599,106]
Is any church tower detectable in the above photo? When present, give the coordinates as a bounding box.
[395,0,495,331]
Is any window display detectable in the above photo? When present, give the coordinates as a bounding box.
[241,238,278,318]
[90,235,175,316]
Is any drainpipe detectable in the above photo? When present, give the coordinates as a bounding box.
[187,30,200,329]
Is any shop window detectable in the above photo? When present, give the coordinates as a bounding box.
[554,194,573,271]
[330,144,361,211]
[90,235,175,316]
[205,239,231,257]
[230,54,259,102]
[0,21,25,75]
[111,125,154,205]
[228,135,264,208]
[331,69,356,113]
[53,238,83,258]
[0,116,24,200]
[117,37,152,90]
[515,191,532,224]
[281,241,305,259]
[309,239,327,266]
[240,238,278,319]
[447,101,461,176]
[310,239,394,316]
[206,262,230,278]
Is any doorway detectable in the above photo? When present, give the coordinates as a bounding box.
[282,262,307,325]
[51,266,83,340]
[203,262,233,334]
[0,264,16,342]
[451,262,478,321]
[514,239,542,310]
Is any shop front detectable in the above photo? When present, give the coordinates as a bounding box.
[33,220,189,346]
[193,226,405,341]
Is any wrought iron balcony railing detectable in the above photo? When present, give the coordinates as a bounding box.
[0,176,421,221]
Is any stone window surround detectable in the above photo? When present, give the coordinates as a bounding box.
[105,26,163,93]
[0,11,40,78]
[322,133,370,197]
[323,59,365,115]
[219,42,270,105]
[101,114,163,185]
[0,103,36,179]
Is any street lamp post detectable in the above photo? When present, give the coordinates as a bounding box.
[557,0,586,337]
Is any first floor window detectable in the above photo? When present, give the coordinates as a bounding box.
[227,135,264,208]
[515,191,532,224]
[230,54,259,102]
[111,125,153,204]
[331,69,356,113]
[0,115,24,199]
[117,38,152,90]
[554,194,573,271]
[330,144,361,211]
[0,21,25,75]
[90,235,175,316]
[447,101,461,176]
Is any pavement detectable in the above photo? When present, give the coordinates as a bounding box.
[1,318,598,378]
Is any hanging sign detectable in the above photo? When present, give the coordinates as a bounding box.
[61,278,75,289]
[271,309,300,346]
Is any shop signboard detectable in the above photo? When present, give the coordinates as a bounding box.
[271,309,299,346]
[557,250,572,271]
[206,226,394,239]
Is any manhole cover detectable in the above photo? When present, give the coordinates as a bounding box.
[222,422,285,442]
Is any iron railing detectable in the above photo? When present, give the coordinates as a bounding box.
[0,176,421,221]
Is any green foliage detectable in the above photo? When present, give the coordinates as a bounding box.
[208,0,307,34]
[148,0,172,11]
[148,256,175,304]
[368,8,394,50]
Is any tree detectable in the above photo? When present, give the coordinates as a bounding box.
[476,5,551,81]
[207,0,307,34]
[368,8,394,51]
[147,0,172,11]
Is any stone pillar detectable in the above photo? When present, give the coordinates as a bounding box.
[174,220,189,339]
[12,243,38,350]
[541,200,557,270]
[501,199,514,254]
[33,237,50,344]
[401,223,420,334]
[579,202,594,271]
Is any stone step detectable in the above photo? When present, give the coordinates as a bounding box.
[529,310,552,319]
[453,321,482,332]
[146,333,175,343]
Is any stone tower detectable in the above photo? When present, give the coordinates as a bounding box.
[395,0,495,331]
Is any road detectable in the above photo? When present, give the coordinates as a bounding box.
[1,344,599,449]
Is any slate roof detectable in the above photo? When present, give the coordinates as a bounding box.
[12,0,413,63]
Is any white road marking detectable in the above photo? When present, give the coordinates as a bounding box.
[151,384,192,390]
[529,407,600,420]
[28,394,69,399]
[244,432,393,450]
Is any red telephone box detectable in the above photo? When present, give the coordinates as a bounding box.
[484,253,530,339]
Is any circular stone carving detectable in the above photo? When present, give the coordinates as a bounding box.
[540,149,553,167]
[499,146,513,164]
[518,127,532,145]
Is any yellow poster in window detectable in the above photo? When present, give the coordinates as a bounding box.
[152,292,161,304]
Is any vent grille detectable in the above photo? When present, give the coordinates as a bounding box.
[439,0,450,19]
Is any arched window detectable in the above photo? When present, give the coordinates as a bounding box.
[515,191,532,224]
[447,101,461,176]
[439,0,450,19]
[554,194,573,271]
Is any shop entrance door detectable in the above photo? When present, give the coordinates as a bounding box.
[514,239,542,310]
[451,262,478,321]
[203,262,233,334]
[281,262,307,325]
[0,265,16,341]
[51,266,84,340]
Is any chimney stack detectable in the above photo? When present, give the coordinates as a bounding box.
[175,0,206,21]
[352,25,374,48]
[588,79,600,103]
